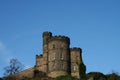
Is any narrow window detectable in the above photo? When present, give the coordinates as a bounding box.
[53,62,56,70]
[60,63,64,69]
[53,44,55,49]
[66,55,69,60]
[60,53,64,60]
[53,53,56,60]
[73,66,76,71]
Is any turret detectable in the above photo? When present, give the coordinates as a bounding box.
[70,47,86,79]
[43,32,52,52]
[35,54,43,71]
[47,35,70,78]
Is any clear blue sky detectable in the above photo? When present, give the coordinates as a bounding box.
[0,0,120,77]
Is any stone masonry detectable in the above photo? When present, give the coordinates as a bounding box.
[8,32,86,79]
[35,32,86,79]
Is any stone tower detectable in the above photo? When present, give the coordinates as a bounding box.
[35,32,52,73]
[47,36,70,78]
[6,31,86,80]
[35,31,86,79]
[42,32,52,73]
[70,48,85,78]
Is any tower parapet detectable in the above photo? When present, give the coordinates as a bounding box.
[70,47,82,52]
[35,54,43,70]
[49,35,70,45]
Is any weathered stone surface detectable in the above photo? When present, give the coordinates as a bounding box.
[9,32,86,79]
[48,71,68,78]
[13,68,34,78]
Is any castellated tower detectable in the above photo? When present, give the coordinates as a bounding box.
[70,48,82,78]
[35,31,86,79]
[47,35,70,78]
[6,31,86,80]
[35,32,52,73]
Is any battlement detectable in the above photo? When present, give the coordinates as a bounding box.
[48,35,70,44]
[36,54,43,58]
[70,47,82,52]
[43,31,52,37]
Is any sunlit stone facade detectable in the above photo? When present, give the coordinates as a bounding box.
[35,32,85,78]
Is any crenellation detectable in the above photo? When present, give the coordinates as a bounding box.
[36,54,43,58]
[70,47,82,51]
[42,32,52,37]
[48,35,70,45]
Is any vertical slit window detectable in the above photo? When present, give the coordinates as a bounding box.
[66,54,68,60]
[53,44,55,49]
[60,53,64,60]
[60,63,64,69]
[53,53,56,60]
[53,62,56,70]
[73,66,76,71]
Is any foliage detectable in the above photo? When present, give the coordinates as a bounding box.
[55,75,78,80]
[3,58,24,76]
[87,72,107,80]
[0,78,2,80]
[87,72,120,80]
[77,60,86,80]
[2,72,120,80]
[106,72,120,80]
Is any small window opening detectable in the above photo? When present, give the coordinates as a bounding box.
[60,53,64,60]
[53,53,56,60]
[60,63,64,69]
[74,66,76,71]
[53,44,55,48]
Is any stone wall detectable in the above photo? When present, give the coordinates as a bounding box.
[71,72,79,78]
[70,48,81,78]
[47,71,68,78]
[13,67,34,78]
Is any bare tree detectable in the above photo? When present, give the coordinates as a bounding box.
[3,58,24,76]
